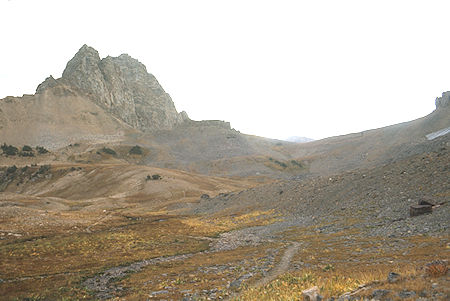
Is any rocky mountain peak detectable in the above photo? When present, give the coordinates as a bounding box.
[35,75,59,94]
[36,44,188,131]
[62,44,101,81]
[435,91,450,109]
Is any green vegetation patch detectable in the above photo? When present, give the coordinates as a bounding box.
[1,143,19,156]
[129,145,143,155]
[101,147,117,156]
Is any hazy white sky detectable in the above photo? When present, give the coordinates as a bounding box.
[1,0,449,140]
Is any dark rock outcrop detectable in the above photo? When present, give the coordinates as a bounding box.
[435,91,449,109]
[36,75,60,94]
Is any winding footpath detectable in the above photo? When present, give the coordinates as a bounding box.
[225,241,301,301]
[83,226,301,300]
[252,241,301,287]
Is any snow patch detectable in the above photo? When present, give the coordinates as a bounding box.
[426,127,450,140]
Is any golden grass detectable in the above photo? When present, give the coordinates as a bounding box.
[1,206,447,300]
[118,243,282,300]
[182,209,280,236]
[0,209,280,300]
[236,226,449,300]
[0,216,211,300]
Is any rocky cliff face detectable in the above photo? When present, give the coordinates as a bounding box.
[435,91,450,109]
[36,44,189,131]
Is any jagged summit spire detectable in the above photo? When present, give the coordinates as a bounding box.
[62,44,101,81]
[435,91,450,109]
[35,45,189,131]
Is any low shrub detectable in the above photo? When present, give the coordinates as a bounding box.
[274,160,288,168]
[1,144,18,156]
[291,160,303,168]
[129,145,143,155]
[20,151,35,157]
[6,165,17,174]
[37,165,51,174]
[36,146,49,154]
[152,174,162,180]
[425,260,448,277]
[101,147,117,155]
[22,145,33,152]
[146,174,162,181]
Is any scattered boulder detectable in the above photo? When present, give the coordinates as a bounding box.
[387,272,401,283]
[398,290,416,298]
[229,273,253,289]
[229,279,242,289]
[410,204,432,217]
[302,286,322,301]
[418,200,435,206]
[149,290,169,296]
[371,289,391,299]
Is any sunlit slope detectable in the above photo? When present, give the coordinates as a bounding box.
[0,85,135,148]
[281,102,450,175]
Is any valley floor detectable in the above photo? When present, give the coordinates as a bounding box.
[0,141,448,300]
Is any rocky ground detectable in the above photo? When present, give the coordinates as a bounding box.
[0,135,448,300]
[79,134,449,300]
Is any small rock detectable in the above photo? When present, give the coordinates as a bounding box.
[150,290,169,296]
[387,272,400,283]
[418,200,435,206]
[302,286,323,301]
[398,290,416,298]
[229,279,242,289]
[240,273,253,280]
[372,289,391,299]
[431,283,438,289]
[410,204,432,217]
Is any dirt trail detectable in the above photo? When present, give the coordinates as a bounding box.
[252,241,300,287]
[224,241,301,301]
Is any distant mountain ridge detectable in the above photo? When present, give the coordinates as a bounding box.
[0,45,449,179]
[284,136,314,143]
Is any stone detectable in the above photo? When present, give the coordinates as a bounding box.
[229,279,242,289]
[240,273,253,280]
[229,273,253,289]
[387,272,400,283]
[418,200,435,206]
[372,289,391,299]
[398,290,416,298]
[410,204,432,217]
[302,286,323,301]
[150,290,169,296]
